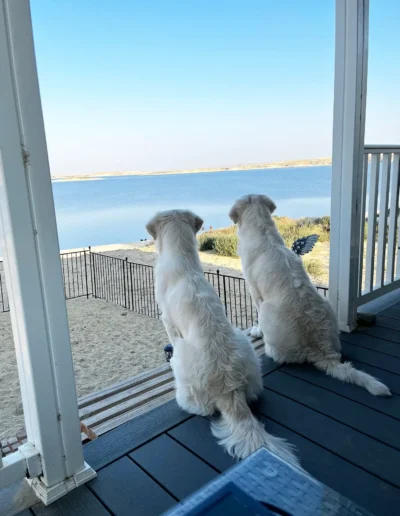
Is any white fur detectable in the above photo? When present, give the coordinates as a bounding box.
[229,194,391,397]
[146,209,300,465]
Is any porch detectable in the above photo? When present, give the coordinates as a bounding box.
[15,304,400,515]
[1,0,400,514]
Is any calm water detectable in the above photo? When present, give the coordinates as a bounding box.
[53,166,331,250]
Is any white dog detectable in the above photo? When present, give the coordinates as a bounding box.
[229,194,391,397]
[146,209,300,465]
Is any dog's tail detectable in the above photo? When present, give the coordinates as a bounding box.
[211,390,300,467]
[314,359,391,396]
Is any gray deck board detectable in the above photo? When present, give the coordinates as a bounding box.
[376,315,400,331]
[281,362,400,415]
[130,434,218,500]
[255,388,400,488]
[341,331,400,357]
[341,339,400,374]
[83,399,191,470]
[168,416,236,472]
[31,486,110,516]
[88,456,176,515]
[263,370,400,449]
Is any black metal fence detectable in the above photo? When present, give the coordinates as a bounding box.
[0,250,329,330]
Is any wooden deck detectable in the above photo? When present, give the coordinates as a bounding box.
[18,304,400,516]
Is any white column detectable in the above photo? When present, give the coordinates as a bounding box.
[329,0,369,332]
[0,0,95,504]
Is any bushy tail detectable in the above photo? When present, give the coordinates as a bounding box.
[211,390,300,468]
[315,359,391,396]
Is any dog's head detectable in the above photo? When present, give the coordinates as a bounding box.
[146,210,203,246]
[229,194,276,225]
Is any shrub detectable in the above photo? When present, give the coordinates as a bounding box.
[214,234,239,257]
[304,258,324,278]
[199,235,216,251]
[274,215,330,246]
[198,226,237,252]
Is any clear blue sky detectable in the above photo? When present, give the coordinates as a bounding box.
[30,0,400,176]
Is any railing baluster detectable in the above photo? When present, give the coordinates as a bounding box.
[357,153,369,296]
[387,153,400,282]
[365,154,380,292]
[376,153,391,288]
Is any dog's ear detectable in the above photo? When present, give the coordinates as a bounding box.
[192,214,203,234]
[146,214,159,239]
[229,197,249,224]
[260,195,276,214]
[229,203,240,224]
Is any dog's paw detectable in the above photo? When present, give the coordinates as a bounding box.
[250,326,263,338]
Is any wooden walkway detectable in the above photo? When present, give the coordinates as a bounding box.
[18,304,400,516]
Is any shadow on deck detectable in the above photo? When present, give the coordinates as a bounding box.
[20,303,400,516]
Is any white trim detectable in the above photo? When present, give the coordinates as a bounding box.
[329,0,369,332]
[364,145,400,153]
[0,0,95,503]
[0,443,41,490]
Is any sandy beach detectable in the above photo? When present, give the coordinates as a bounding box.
[51,157,332,182]
[0,297,168,441]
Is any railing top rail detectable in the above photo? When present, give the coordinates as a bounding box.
[364,145,400,153]
[204,270,242,281]
[60,249,89,256]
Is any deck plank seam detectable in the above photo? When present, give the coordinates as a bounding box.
[374,324,400,334]
[166,432,224,474]
[255,407,400,491]
[92,414,195,472]
[278,368,400,416]
[341,338,400,358]
[127,454,180,503]
[263,374,400,450]
[83,485,114,515]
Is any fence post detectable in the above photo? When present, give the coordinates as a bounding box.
[222,273,228,317]
[123,257,128,308]
[217,269,221,298]
[89,247,97,299]
[84,250,89,299]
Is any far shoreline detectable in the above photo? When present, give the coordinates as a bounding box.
[51,157,332,183]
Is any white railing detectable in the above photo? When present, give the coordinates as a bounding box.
[357,146,400,306]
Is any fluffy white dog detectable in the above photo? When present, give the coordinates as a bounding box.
[229,194,391,397]
[146,209,299,465]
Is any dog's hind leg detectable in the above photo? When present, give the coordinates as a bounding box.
[176,384,216,416]
[162,316,182,346]
[249,285,264,338]
[258,301,301,363]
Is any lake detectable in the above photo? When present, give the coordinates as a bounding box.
[53,165,331,250]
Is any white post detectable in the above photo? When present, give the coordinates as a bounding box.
[329,0,369,332]
[0,0,95,504]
